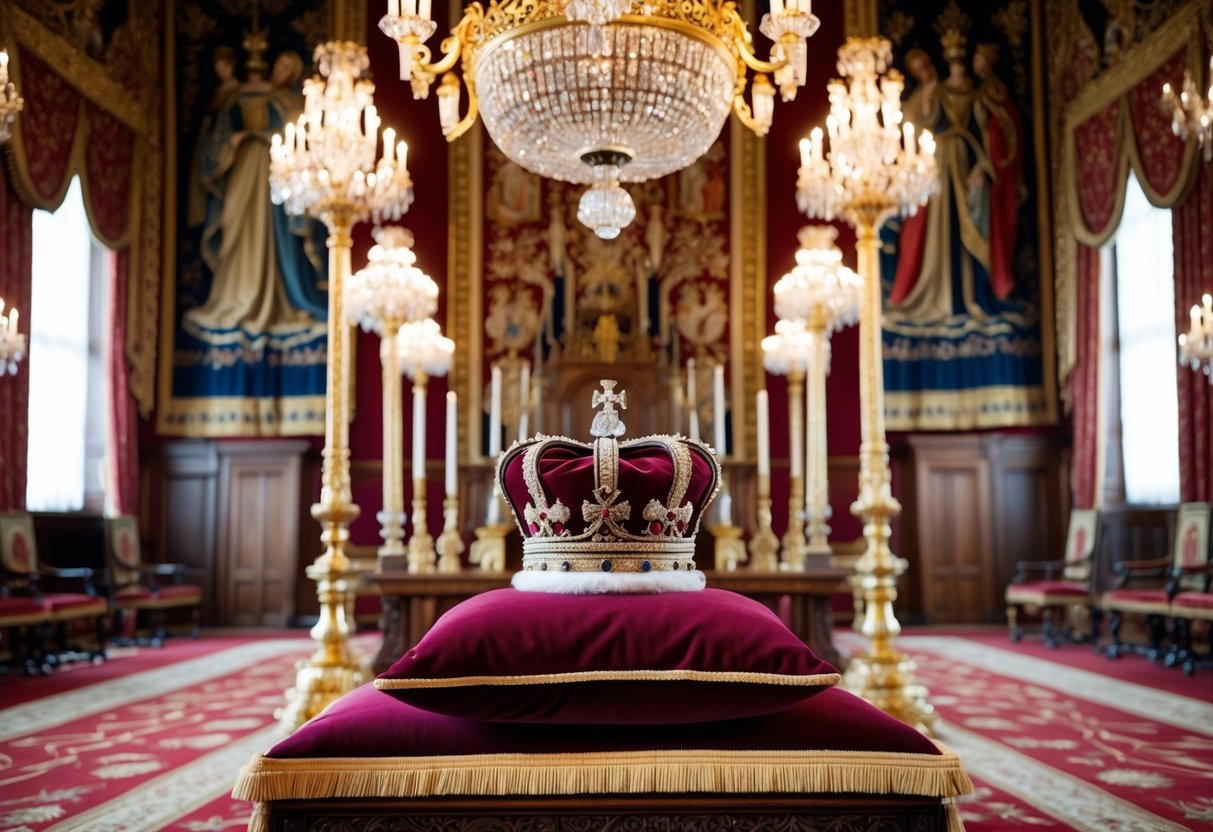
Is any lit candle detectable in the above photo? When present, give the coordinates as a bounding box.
[8,308,16,333]
[445,391,458,498]
[713,363,726,457]
[686,358,699,441]
[1192,304,1202,335]
[799,138,811,169]
[756,390,770,477]
[413,382,426,485]
[0,51,8,86]
[518,362,530,441]
[419,0,432,19]
[771,0,784,15]
[388,0,401,17]
[397,140,408,170]
[382,127,395,161]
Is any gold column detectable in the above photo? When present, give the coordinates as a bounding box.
[842,212,934,735]
[780,368,806,569]
[278,210,365,733]
[408,372,436,572]
[377,322,406,568]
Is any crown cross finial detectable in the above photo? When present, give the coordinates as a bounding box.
[590,379,627,438]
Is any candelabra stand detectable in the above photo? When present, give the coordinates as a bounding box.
[408,371,436,572]
[795,36,938,733]
[782,368,807,569]
[270,42,414,732]
[436,496,464,572]
[377,328,407,568]
[748,472,780,571]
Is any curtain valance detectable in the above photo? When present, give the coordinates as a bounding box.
[1063,5,1204,247]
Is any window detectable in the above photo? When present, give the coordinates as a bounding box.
[1111,171,1179,504]
[26,177,109,513]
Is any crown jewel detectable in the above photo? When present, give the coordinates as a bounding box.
[500,380,720,593]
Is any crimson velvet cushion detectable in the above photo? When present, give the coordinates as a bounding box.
[374,587,840,724]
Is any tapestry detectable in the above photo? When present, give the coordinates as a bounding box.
[158,1,333,437]
[877,0,1057,429]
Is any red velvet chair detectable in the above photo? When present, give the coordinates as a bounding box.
[105,515,202,646]
[1005,508,1100,647]
[0,512,107,671]
[1103,502,1209,662]
[1165,514,1213,674]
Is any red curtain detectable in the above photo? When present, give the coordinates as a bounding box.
[82,101,135,246]
[106,250,140,516]
[1173,162,1213,502]
[14,52,81,205]
[0,167,33,510]
[1073,102,1123,240]
[1069,244,1101,509]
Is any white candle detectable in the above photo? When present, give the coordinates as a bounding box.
[1193,305,1202,335]
[686,359,699,441]
[487,365,502,525]
[445,391,458,497]
[756,390,770,477]
[489,364,502,457]
[413,384,426,484]
[419,0,431,19]
[790,389,803,479]
[799,138,811,169]
[713,364,726,457]
[518,362,530,441]
[388,0,400,17]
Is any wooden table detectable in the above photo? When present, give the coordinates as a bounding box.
[365,568,850,675]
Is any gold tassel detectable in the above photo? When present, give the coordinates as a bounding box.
[233,743,973,803]
[246,802,269,832]
[945,798,967,832]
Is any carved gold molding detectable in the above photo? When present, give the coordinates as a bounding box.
[6,4,144,132]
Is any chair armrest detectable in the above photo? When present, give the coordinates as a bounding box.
[39,564,99,596]
[1167,562,1213,597]
[141,562,186,590]
[1110,556,1171,590]
[1010,558,1066,583]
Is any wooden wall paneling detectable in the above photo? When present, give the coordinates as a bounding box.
[215,441,308,627]
[987,435,1069,614]
[149,442,219,624]
[908,436,993,624]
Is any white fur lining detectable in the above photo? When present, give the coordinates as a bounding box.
[510,570,707,594]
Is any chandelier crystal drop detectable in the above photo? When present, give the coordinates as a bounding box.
[397,318,455,380]
[577,168,637,240]
[269,42,414,227]
[796,37,937,227]
[774,225,862,332]
[380,0,820,234]
[346,227,439,333]
[1162,55,1213,162]
[0,50,23,144]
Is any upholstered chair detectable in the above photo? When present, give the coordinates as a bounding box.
[1004,508,1100,648]
[0,512,107,671]
[1103,502,1210,662]
[104,515,202,645]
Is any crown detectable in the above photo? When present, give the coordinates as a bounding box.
[940,28,967,63]
[498,380,720,593]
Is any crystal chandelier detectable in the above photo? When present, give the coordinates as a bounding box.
[1162,55,1213,162]
[380,0,820,237]
[775,225,862,332]
[397,318,455,380]
[0,298,25,376]
[346,227,438,333]
[0,50,23,144]
[796,38,936,227]
[270,43,414,227]
[1179,292,1213,379]
[760,318,811,376]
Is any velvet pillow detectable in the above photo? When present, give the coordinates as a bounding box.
[374,587,840,724]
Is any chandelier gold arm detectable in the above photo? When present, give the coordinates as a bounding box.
[735,37,790,76]
[732,88,768,136]
[441,73,481,143]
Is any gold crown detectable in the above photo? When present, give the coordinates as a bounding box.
[941,28,967,63]
[497,380,720,577]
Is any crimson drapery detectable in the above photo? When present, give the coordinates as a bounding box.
[1,42,142,511]
[0,167,33,510]
[106,250,140,516]
[1069,244,1101,510]
[1173,162,1213,503]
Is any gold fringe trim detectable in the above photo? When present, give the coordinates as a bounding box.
[375,670,842,690]
[945,798,967,832]
[232,744,974,803]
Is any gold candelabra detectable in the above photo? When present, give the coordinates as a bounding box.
[347,228,440,571]
[0,50,23,144]
[796,36,938,733]
[268,42,414,732]
[1162,54,1213,162]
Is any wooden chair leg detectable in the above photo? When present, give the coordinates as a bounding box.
[1006,605,1021,642]
[1042,607,1060,648]
[1145,614,1167,662]
[1106,609,1124,659]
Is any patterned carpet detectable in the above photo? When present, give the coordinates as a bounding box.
[0,630,1209,831]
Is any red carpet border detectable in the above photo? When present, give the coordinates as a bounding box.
[838,632,1213,831]
[2,631,1211,831]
